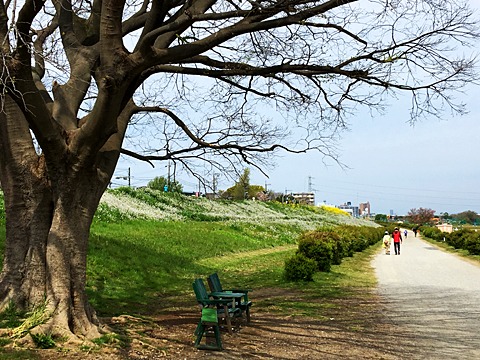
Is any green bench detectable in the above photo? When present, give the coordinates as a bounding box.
[207,272,252,323]
[192,278,240,337]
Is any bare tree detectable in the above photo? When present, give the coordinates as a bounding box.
[0,0,478,338]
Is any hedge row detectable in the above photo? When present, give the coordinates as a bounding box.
[420,226,480,256]
[284,225,385,281]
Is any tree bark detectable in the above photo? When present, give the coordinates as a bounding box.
[42,178,103,338]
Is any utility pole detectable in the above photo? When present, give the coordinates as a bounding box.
[265,181,271,192]
[167,161,171,189]
[114,168,130,188]
[212,173,219,196]
[308,176,314,192]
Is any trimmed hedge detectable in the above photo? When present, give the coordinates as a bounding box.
[420,226,480,256]
[284,225,384,281]
[419,226,444,241]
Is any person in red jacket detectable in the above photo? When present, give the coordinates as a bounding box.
[392,227,403,255]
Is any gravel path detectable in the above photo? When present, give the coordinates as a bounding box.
[372,230,480,359]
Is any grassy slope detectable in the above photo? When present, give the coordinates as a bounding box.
[0,189,379,318]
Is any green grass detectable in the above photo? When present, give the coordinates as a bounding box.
[87,219,306,315]
[87,222,378,315]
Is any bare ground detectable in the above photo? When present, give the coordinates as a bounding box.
[13,288,420,360]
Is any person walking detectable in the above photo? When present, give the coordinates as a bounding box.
[392,227,403,255]
[382,231,391,255]
[404,229,408,239]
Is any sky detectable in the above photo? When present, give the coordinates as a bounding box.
[113,2,480,217]
[249,94,480,216]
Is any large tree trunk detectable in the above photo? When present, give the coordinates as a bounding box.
[0,179,104,338]
[0,96,112,339]
[0,168,107,339]
[42,178,104,338]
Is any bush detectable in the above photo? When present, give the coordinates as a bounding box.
[335,225,384,253]
[284,253,317,281]
[334,228,356,257]
[463,232,480,255]
[285,225,384,280]
[420,226,444,241]
[297,231,336,272]
[446,229,471,249]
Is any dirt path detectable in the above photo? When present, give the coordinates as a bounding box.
[92,289,408,360]
[33,288,406,360]
[373,230,480,359]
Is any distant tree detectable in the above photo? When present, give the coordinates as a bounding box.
[222,169,267,200]
[234,169,251,200]
[407,208,436,225]
[221,185,243,200]
[452,211,480,225]
[220,169,250,200]
[441,212,451,220]
[375,214,388,222]
[147,176,183,193]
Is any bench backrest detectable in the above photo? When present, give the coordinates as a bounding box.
[207,272,223,292]
[192,278,209,304]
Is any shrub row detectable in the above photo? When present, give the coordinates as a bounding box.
[284,225,385,281]
[421,226,480,256]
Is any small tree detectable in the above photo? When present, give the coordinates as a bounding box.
[407,208,436,225]
[222,169,253,200]
[147,176,183,193]
[235,169,251,200]
[221,178,266,200]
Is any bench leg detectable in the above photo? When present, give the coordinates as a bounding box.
[194,322,223,351]
[222,305,234,335]
[194,323,205,348]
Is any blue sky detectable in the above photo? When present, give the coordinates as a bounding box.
[114,2,480,216]
[248,93,480,215]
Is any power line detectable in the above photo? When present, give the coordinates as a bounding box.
[319,178,480,196]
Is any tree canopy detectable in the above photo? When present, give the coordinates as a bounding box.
[221,168,267,199]
[2,0,478,179]
[147,176,184,193]
[451,210,480,225]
